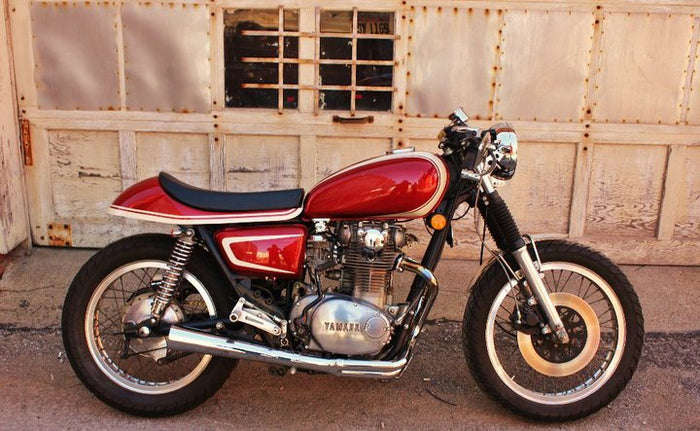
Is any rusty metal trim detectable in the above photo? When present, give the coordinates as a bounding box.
[20,119,32,166]
[47,223,72,247]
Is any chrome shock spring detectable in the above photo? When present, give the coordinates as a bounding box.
[151,228,197,318]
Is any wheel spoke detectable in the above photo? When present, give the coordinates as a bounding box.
[485,261,626,402]
[87,260,214,393]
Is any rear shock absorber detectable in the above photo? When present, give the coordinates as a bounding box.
[151,227,197,318]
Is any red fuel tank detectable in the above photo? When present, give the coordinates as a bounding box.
[304,151,449,220]
[214,225,307,278]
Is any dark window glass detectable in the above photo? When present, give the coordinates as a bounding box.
[356,91,392,111]
[320,38,352,60]
[224,9,299,109]
[320,91,351,110]
[357,39,393,61]
[319,65,352,86]
[357,65,392,87]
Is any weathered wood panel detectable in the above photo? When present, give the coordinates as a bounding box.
[586,144,667,237]
[0,0,28,253]
[406,6,501,119]
[48,130,122,219]
[593,12,693,124]
[675,146,700,238]
[498,142,576,234]
[316,137,392,180]
[496,10,593,122]
[224,135,300,191]
[136,132,210,188]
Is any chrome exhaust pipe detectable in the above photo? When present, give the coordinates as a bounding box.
[167,326,408,378]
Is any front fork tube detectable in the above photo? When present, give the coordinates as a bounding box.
[512,247,570,343]
[479,176,569,343]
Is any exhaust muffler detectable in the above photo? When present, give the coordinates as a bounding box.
[167,326,408,378]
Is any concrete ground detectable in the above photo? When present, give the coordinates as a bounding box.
[0,247,698,429]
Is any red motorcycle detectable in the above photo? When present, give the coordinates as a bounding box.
[62,108,644,420]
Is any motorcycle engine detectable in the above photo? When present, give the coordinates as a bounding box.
[290,222,406,356]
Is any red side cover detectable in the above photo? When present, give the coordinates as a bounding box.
[214,225,307,278]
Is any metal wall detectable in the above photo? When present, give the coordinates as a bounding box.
[7,0,700,264]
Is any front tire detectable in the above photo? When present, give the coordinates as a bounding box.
[62,234,236,416]
[463,240,644,421]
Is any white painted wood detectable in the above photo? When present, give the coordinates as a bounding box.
[0,0,28,254]
[674,145,700,238]
[48,130,122,219]
[586,144,667,238]
[298,134,317,191]
[498,142,577,234]
[316,137,391,180]
[23,127,54,246]
[209,133,225,191]
[118,130,136,189]
[135,132,210,188]
[224,135,300,191]
[657,144,686,240]
[569,142,594,238]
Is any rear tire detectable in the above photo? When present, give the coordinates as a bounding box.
[62,234,236,416]
[462,240,644,421]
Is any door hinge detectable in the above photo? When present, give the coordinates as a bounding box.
[20,118,32,166]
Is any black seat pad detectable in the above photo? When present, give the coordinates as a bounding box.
[159,172,304,213]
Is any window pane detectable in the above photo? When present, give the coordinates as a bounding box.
[224,9,299,109]
[357,39,393,61]
[320,64,352,86]
[284,37,298,59]
[357,12,394,35]
[320,10,352,33]
[320,38,352,60]
[320,91,351,110]
[284,64,298,85]
[225,9,278,30]
[228,89,278,108]
[284,10,299,31]
[357,65,392,87]
[283,89,298,109]
[356,91,392,111]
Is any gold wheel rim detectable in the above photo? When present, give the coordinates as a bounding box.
[517,292,600,377]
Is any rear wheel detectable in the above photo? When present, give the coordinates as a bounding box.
[62,234,236,416]
[463,240,644,420]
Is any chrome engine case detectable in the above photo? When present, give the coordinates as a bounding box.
[290,294,393,356]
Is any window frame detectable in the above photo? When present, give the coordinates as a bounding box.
[222,6,399,115]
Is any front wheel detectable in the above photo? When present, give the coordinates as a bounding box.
[62,234,236,416]
[463,240,644,421]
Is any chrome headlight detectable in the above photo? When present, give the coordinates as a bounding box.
[491,123,518,181]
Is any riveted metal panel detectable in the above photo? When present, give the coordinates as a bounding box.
[406,7,500,119]
[31,2,119,110]
[593,12,693,124]
[496,10,593,122]
[122,3,210,113]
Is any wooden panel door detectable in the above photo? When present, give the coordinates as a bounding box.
[0,0,28,254]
